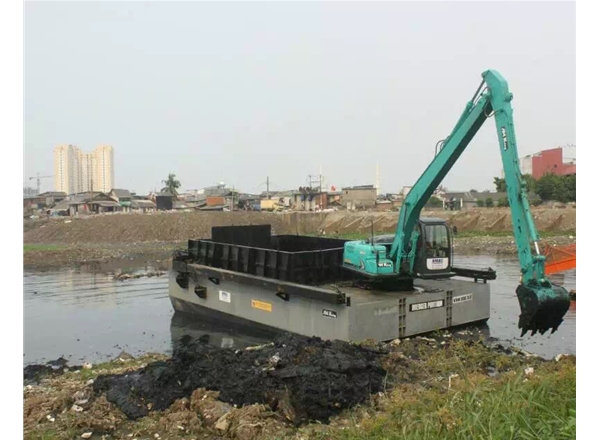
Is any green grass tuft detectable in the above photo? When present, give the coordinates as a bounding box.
[23,244,65,252]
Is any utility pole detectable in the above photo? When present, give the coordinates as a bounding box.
[319,165,323,192]
[376,162,380,196]
[266,176,270,199]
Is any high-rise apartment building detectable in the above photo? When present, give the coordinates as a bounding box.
[54,145,114,194]
[95,145,114,193]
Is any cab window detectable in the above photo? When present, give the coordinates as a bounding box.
[424,224,449,257]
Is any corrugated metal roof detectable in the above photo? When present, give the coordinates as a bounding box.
[131,200,156,208]
[110,189,132,198]
[91,201,121,207]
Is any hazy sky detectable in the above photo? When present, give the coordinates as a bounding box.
[24,1,575,195]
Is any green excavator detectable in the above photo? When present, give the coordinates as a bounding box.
[342,69,571,336]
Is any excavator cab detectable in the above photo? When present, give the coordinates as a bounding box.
[358,218,454,279]
[412,218,454,279]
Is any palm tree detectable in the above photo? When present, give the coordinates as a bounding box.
[161,173,181,196]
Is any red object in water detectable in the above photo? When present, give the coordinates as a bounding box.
[542,243,576,275]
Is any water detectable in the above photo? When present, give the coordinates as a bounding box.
[23,255,575,365]
[454,255,576,358]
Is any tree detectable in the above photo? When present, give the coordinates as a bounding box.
[522,174,536,192]
[563,174,576,202]
[161,173,181,196]
[476,200,485,207]
[485,197,494,208]
[535,173,559,202]
[493,177,506,192]
[493,174,535,192]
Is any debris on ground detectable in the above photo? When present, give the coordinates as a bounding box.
[93,334,386,424]
[113,270,165,281]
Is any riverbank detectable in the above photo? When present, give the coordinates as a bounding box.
[24,208,575,244]
[23,241,184,270]
[23,331,576,440]
[23,234,576,270]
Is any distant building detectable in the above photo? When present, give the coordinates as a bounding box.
[54,144,115,194]
[501,146,575,179]
[109,189,133,212]
[341,185,377,210]
[23,187,37,197]
[441,190,540,210]
[152,192,174,211]
[291,187,328,211]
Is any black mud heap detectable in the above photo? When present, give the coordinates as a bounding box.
[93,334,386,424]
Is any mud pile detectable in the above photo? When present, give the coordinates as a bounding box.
[93,334,386,424]
[24,357,82,383]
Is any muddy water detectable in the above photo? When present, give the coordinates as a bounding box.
[23,255,575,365]
[454,255,575,357]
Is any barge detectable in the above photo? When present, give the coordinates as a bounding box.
[169,225,495,342]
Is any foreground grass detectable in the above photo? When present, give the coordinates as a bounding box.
[302,369,575,440]
[295,339,576,440]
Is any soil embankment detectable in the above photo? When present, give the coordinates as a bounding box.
[24,208,576,244]
[23,208,575,268]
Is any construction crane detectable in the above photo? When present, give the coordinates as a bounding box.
[342,69,571,336]
[29,173,53,195]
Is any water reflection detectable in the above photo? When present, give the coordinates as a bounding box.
[170,312,279,351]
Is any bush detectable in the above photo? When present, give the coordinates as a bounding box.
[485,197,494,208]
[497,197,509,207]
[476,200,485,207]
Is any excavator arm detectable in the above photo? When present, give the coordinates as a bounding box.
[388,69,570,335]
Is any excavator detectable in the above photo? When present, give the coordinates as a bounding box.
[342,69,571,336]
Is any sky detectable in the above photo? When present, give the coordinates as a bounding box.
[23,1,575,195]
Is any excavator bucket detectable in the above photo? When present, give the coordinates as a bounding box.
[516,282,571,336]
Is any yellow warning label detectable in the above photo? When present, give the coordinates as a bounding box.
[251,299,272,312]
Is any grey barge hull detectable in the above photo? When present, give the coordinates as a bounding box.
[169,225,493,342]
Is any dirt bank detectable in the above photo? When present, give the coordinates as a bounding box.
[23,235,576,271]
[24,208,575,245]
[23,330,576,440]
[23,209,575,270]
[23,242,184,270]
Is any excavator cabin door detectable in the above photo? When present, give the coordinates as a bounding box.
[414,219,454,279]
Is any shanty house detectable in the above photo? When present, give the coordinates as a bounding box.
[341,185,377,210]
[131,199,156,213]
[109,189,133,212]
[68,192,121,216]
[152,192,174,211]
